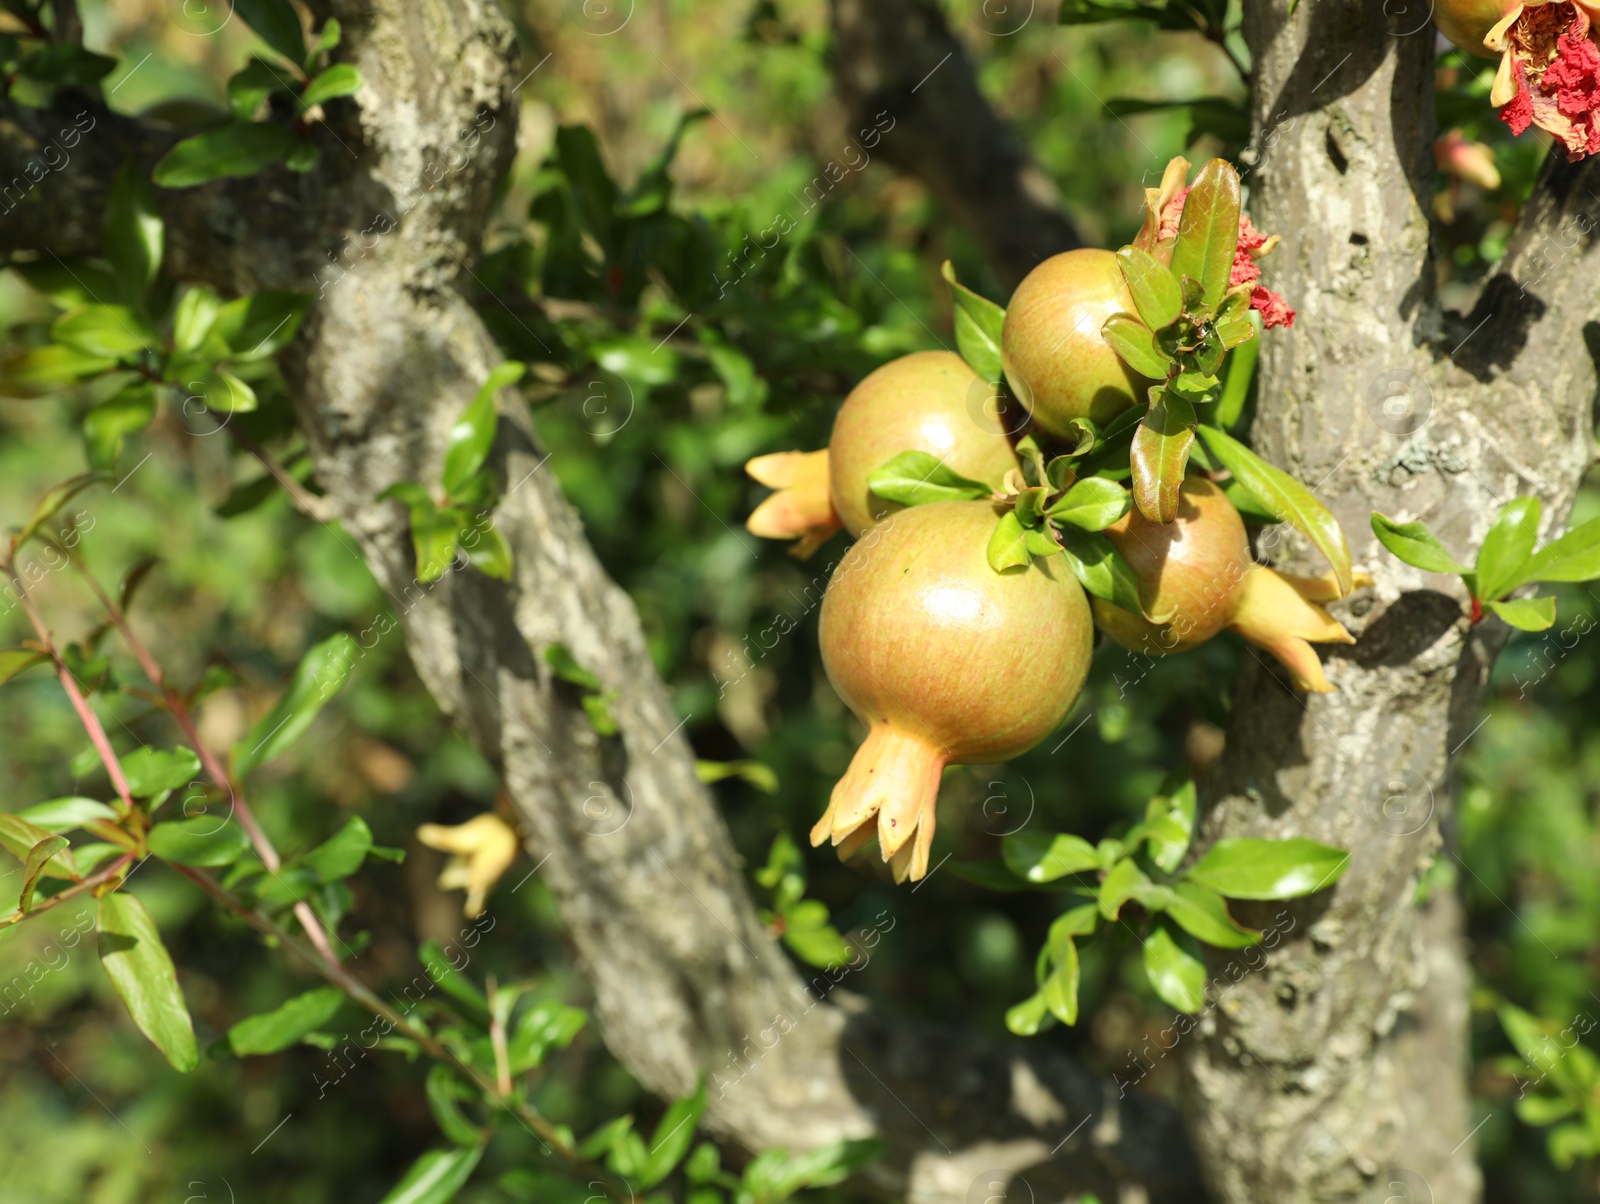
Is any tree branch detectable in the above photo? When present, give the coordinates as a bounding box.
[0,8,1195,1202]
[827,0,1083,289]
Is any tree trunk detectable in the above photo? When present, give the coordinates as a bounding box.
[1180,4,1600,1200]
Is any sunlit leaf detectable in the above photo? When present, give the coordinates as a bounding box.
[98,892,198,1071]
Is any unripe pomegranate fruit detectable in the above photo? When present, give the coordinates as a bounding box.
[813,500,1092,881]
[1000,249,1151,436]
[1092,478,1363,693]
[745,351,1019,553]
[828,350,1019,536]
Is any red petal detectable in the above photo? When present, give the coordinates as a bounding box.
[1251,286,1295,329]
[1501,58,1536,135]
[1545,33,1600,117]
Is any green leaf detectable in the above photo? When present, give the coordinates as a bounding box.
[147,817,253,867]
[1049,902,1099,941]
[104,162,164,303]
[642,1081,708,1187]
[235,632,359,775]
[120,747,203,798]
[20,835,70,911]
[1002,831,1099,882]
[1145,778,1196,873]
[1099,857,1150,920]
[1165,882,1260,948]
[1185,836,1350,900]
[10,259,122,310]
[1143,924,1206,1013]
[1475,496,1542,602]
[739,1139,886,1200]
[544,643,603,691]
[16,470,109,547]
[1168,158,1240,316]
[0,814,79,879]
[443,362,523,496]
[1005,991,1053,1036]
[506,1003,587,1074]
[227,58,292,119]
[1102,314,1171,379]
[1369,512,1470,575]
[172,286,223,354]
[0,344,117,397]
[1056,525,1145,615]
[98,892,198,1072]
[212,290,311,359]
[0,648,47,687]
[377,1147,483,1204]
[52,306,158,358]
[284,140,320,173]
[426,1064,487,1146]
[1516,515,1600,586]
[939,260,1006,383]
[17,42,116,86]
[152,121,296,189]
[1041,937,1081,1025]
[1117,246,1183,329]
[300,63,363,110]
[987,510,1031,573]
[1199,425,1353,593]
[85,383,158,469]
[300,817,373,882]
[378,488,458,583]
[419,941,489,1018]
[228,985,345,1055]
[308,18,343,62]
[235,0,308,64]
[1046,477,1129,531]
[18,797,119,832]
[695,759,778,793]
[866,450,992,507]
[1486,596,1556,632]
[1130,392,1196,524]
[462,520,513,581]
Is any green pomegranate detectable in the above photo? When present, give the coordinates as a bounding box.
[813,500,1092,881]
[828,350,1020,536]
[1433,0,1515,53]
[1091,478,1361,693]
[1000,248,1151,436]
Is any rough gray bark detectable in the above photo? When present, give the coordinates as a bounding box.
[0,2,1195,1199]
[828,0,1083,289]
[1180,4,1600,1201]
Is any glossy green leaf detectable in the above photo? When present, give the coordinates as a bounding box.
[1486,596,1556,632]
[695,759,779,793]
[16,470,109,547]
[739,1139,886,1200]
[147,817,253,867]
[1168,158,1240,315]
[0,344,117,397]
[1117,245,1183,329]
[1002,831,1099,882]
[1056,525,1145,616]
[987,510,1031,572]
[1049,903,1099,944]
[1130,393,1196,524]
[171,286,222,354]
[104,162,164,302]
[1370,512,1470,575]
[212,290,311,359]
[300,63,364,110]
[419,940,489,1018]
[940,260,1006,383]
[301,817,373,882]
[152,121,296,188]
[18,42,117,86]
[866,450,992,507]
[85,384,158,469]
[120,747,203,798]
[1199,425,1353,593]
[426,1065,486,1146]
[1004,991,1052,1036]
[1165,882,1260,948]
[462,520,513,581]
[1102,314,1171,379]
[1099,857,1150,920]
[235,0,308,63]
[443,362,524,496]
[1516,514,1600,586]
[377,1146,483,1204]
[18,797,118,832]
[235,632,359,775]
[0,648,47,687]
[98,892,198,1072]
[1185,836,1350,900]
[1143,924,1207,1013]
[506,1003,587,1074]
[643,1081,708,1187]
[228,985,345,1055]
[0,814,78,879]
[226,58,292,119]
[20,835,70,911]
[52,306,158,358]
[309,18,343,62]
[1476,496,1542,602]
[1046,476,1129,531]
[1145,778,1196,873]
[1041,937,1081,1025]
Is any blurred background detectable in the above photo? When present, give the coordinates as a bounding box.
[0,1,1594,1200]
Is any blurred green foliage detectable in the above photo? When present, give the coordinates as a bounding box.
[0,1,1595,1202]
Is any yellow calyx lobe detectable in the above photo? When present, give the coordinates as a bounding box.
[810,722,947,884]
[1227,567,1369,693]
[416,812,520,918]
[744,449,842,559]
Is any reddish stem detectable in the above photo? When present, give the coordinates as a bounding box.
[1470,595,1484,624]
[1,851,136,928]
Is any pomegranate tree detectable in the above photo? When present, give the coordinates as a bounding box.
[812,500,1092,881]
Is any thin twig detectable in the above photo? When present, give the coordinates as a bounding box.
[0,851,135,929]
[224,425,336,523]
